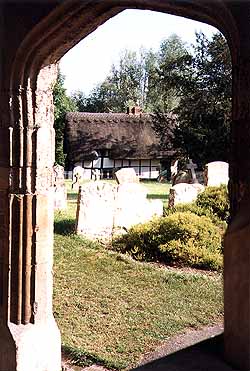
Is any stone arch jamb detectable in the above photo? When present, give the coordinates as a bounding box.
[0,1,247,371]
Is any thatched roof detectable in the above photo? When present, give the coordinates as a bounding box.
[64,112,175,165]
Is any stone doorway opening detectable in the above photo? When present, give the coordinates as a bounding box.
[1,2,248,371]
[56,8,225,370]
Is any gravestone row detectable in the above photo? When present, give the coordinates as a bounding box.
[75,168,163,241]
[169,160,229,207]
[53,161,229,239]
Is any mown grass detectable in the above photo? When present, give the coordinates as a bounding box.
[53,180,223,370]
[142,180,171,203]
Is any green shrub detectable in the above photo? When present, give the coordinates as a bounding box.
[196,184,229,222]
[112,212,223,271]
[164,202,227,232]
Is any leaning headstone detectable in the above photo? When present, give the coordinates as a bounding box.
[53,164,67,210]
[204,161,229,187]
[168,183,205,208]
[115,167,139,184]
[76,181,117,240]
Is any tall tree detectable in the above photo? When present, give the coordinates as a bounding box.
[71,48,158,113]
[53,70,77,166]
[155,32,231,167]
[148,34,190,112]
[174,32,232,167]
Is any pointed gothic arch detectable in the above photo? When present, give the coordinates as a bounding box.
[1,1,250,370]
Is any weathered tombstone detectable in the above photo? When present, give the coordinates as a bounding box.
[168,183,205,207]
[170,159,178,181]
[204,161,229,186]
[72,166,84,190]
[76,181,117,240]
[53,164,67,210]
[113,183,163,234]
[91,168,100,181]
[115,167,139,184]
[76,180,163,241]
[186,158,198,183]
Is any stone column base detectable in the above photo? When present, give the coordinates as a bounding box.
[0,319,61,371]
[224,207,250,370]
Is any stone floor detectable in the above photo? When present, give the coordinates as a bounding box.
[62,324,239,371]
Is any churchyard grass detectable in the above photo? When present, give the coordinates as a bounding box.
[53,180,223,370]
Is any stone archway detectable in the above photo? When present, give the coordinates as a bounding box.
[0,1,250,370]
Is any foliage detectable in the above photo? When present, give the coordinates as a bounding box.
[71,49,157,113]
[53,70,77,165]
[164,202,227,231]
[71,35,188,113]
[70,90,88,112]
[170,32,232,167]
[151,34,190,112]
[150,111,176,152]
[196,184,230,222]
[112,211,223,271]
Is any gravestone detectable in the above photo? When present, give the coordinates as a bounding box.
[76,180,163,241]
[168,183,205,207]
[204,161,229,186]
[76,182,117,240]
[53,164,67,210]
[186,158,198,183]
[91,168,100,181]
[115,167,139,184]
[72,166,84,190]
[170,159,178,182]
[113,183,163,234]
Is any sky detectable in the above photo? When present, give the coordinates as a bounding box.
[60,9,218,95]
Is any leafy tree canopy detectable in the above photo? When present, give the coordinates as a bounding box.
[53,70,77,166]
[170,32,232,167]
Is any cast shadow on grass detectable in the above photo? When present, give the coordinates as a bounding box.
[54,218,75,235]
[67,193,78,201]
[147,194,169,200]
[62,345,123,370]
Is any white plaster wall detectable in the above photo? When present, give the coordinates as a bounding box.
[103,158,114,168]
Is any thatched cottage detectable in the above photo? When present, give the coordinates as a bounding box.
[64,108,175,180]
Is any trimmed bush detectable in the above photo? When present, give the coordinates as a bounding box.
[196,184,229,222]
[112,211,223,271]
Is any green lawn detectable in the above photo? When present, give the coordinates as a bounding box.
[53,180,223,370]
